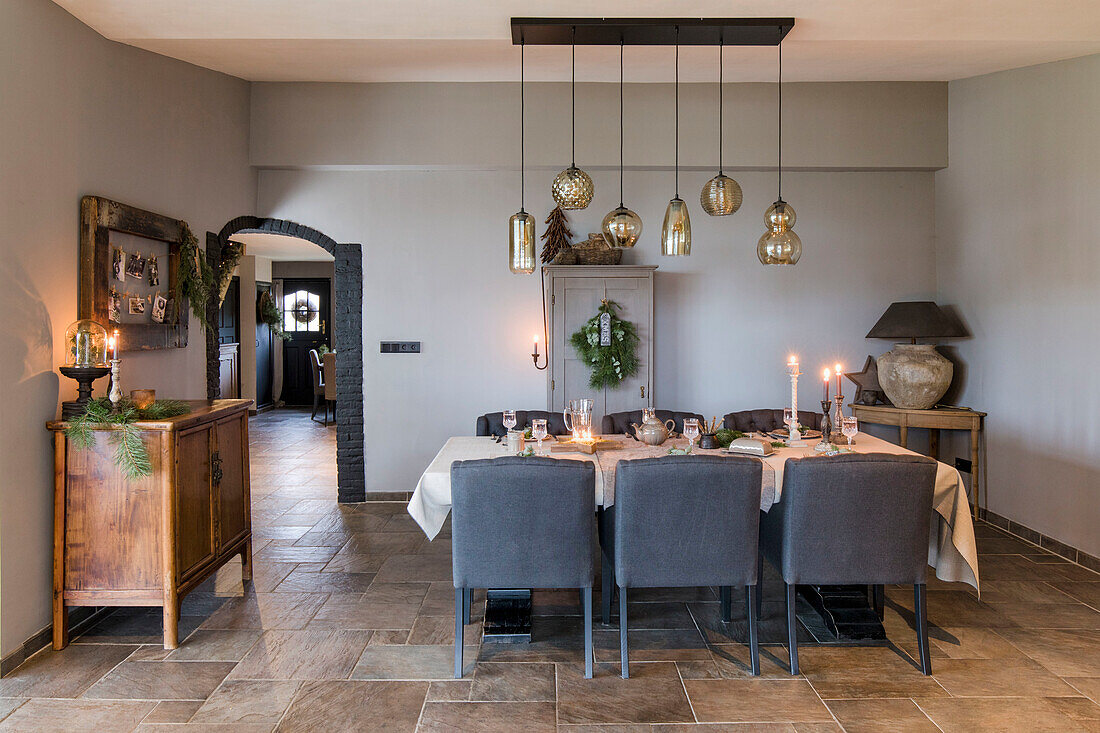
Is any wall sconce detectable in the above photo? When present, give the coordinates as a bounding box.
[532,334,547,370]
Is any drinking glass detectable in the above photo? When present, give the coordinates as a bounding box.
[502,410,517,432]
[841,416,859,447]
[683,418,700,452]
[531,418,548,455]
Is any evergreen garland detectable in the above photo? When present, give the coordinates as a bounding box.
[569,300,640,390]
[66,398,192,479]
[176,222,214,328]
[258,290,290,340]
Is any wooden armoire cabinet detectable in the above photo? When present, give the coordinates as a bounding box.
[543,265,657,428]
[48,399,253,649]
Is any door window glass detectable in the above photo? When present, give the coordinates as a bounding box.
[283,289,321,332]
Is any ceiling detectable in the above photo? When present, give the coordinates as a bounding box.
[55,0,1100,82]
[230,232,334,262]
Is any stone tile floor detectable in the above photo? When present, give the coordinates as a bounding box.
[2,409,1099,731]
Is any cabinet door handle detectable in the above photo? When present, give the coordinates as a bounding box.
[640,386,646,399]
[211,451,223,486]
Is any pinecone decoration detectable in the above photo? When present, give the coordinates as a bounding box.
[540,206,574,264]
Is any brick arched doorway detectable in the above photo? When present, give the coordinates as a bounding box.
[208,217,364,502]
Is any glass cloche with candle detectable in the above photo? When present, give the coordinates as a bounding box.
[64,319,109,367]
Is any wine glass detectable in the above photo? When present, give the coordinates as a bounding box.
[783,407,796,436]
[841,416,859,447]
[683,418,700,452]
[502,410,517,433]
[531,418,547,455]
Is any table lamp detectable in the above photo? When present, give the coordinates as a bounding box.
[866,302,968,409]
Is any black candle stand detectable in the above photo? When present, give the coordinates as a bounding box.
[59,365,111,419]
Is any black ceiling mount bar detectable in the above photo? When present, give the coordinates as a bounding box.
[511,18,794,46]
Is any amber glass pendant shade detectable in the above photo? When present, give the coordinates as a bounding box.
[756,198,802,266]
[700,174,743,216]
[764,199,796,231]
[602,206,643,249]
[661,197,691,256]
[552,166,594,210]
[509,211,536,273]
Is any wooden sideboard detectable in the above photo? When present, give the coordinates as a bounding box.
[47,399,253,649]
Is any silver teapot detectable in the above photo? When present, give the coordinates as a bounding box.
[630,408,676,446]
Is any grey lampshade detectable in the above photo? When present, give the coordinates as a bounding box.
[866,301,969,339]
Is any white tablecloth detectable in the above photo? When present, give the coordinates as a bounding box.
[407,433,979,591]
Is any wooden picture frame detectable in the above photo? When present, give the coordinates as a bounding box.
[79,196,189,351]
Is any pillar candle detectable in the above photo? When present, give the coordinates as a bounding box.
[823,368,831,401]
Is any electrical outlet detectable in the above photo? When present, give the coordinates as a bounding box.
[380,341,421,354]
[955,457,973,474]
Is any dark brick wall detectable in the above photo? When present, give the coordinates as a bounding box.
[209,218,366,502]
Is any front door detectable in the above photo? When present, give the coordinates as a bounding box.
[281,278,331,406]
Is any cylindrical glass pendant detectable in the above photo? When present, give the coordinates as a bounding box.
[757,227,802,265]
[661,197,691,256]
[551,166,594,210]
[764,199,796,232]
[602,205,643,249]
[700,174,743,216]
[509,210,536,273]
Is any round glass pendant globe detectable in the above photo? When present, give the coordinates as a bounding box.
[602,206,643,249]
[661,197,692,256]
[700,174,743,216]
[551,166,594,210]
[764,200,797,232]
[757,228,802,266]
[508,210,536,274]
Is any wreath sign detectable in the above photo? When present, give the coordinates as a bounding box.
[569,300,640,390]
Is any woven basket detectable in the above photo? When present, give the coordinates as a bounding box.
[572,233,623,265]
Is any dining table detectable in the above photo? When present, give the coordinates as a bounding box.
[407,432,980,641]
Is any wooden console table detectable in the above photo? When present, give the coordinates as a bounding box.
[849,403,986,516]
[47,399,253,649]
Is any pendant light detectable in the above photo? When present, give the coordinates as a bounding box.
[551,26,594,210]
[661,27,691,256]
[757,31,801,265]
[602,39,643,249]
[700,41,742,216]
[509,38,536,274]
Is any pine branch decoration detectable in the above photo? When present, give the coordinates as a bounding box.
[65,398,191,479]
[176,222,214,329]
[540,206,574,264]
[569,300,640,390]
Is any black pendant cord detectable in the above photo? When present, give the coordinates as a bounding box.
[520,38,526,212]
[674,26,679,198]
[718,40,723,175]
[571,25,576,169]
[777,31,783,201]
[619,37,625,208]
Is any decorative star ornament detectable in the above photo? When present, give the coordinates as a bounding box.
[845,356,892,406]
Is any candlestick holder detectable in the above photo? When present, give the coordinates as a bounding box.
[833,394,845,442]
[59,365,111,420]
[815,400,834,453]
[108,359,123,411]
[787,368,805,446]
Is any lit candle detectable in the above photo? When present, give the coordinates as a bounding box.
[787,354,798,375]
[834,363,842,397]
[532,334,539,358]
[111,329,119,360]
[823,368,831,401]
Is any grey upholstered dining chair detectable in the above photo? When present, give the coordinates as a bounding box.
[601,409,704,438]
[308,349,331,425]
[723,409,821,433]
[759,453,938,675]
[475,411,570,437]
[451,457,596,679]
[600,455,764,678]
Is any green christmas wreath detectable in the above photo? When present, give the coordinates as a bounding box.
[569,300,640,390]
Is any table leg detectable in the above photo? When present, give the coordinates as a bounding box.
[929,429,939,461]
[971,427,981,519]
[899,424,909,450]
[482,589,532,643]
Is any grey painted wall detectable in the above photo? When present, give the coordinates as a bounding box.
[936,54,1100,557]
[0,0,255,656]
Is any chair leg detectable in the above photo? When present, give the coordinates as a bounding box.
[463,588,471,625]
[312,393,320,421]
[720,586,732,623]
[915,583,931,675]
[454,587,464,679]
[746,584,760,676]
[619,586,629,679]
[872,584,885,621]
[601,553,613,625]
[583,587,593,679]
[785,582,799,675]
